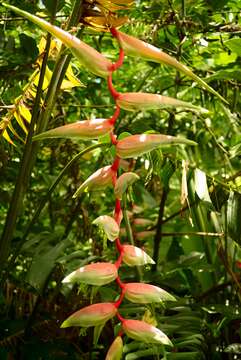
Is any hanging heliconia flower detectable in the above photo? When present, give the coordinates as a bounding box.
[133,218,154,227]
[122,319,173,345]
[124,283,176,304]
[114,172,140,199]
[61,303,117,328]
[115,30,227,104]
[93,215,120,241]
[5,1,212,354]
[62,262,118,286]
[116,92,208,113]
[116,134,197,159]
[105,336,123,360]
[73,165,115,198]
[2,4,112,78]
[33,118,114,141]
[122,245,155,266]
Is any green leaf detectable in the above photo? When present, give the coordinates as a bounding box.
[26,236,69,294]
[43,0,65,16]
[227,191,241,246]
[225,38,241,57]
[19,33,38,60]
[93,324,105,347]
[125,348,159,360]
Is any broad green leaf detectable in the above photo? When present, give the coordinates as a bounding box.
[227,191,241,246]
[125,348,160,360]
[93,324,105,347]
[225,38,241,57]
[26,237,69,294]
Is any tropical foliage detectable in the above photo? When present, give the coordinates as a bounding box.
[0,0,241,359]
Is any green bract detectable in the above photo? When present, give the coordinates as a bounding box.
[61,303,117,328]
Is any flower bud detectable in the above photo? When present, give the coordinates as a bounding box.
[114,172,140,199]
[93,215,119,241]
[33,119,113,141]
[73,165,115,198]
[116,30,226,104]
[62,262,118,286]
[116,92,207,113]
[133,218,154,227]
[124,283,176,304]
[61,303,117,328]
[3,4,112,78]
[105,336,123,360]
[122,245,155,266]
[116,134,196,159]
[135,231,155,240]
[122,319,173,346]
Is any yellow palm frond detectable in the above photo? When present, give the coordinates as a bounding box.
[0,38,83,145]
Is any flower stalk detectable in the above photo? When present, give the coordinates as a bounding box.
[0,2,205,355]
[58,26,178,356]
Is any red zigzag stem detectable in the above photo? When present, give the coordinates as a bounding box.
[108,29,126,317]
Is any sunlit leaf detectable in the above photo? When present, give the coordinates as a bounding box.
[194,169,212,205]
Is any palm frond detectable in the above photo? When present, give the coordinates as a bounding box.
[0,38,83,145]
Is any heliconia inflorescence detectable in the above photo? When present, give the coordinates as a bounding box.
[33,118,114,141]
[61,302,117,328]
[122,319,173,346]
[4,3,223,357]
[116,92,209,113]
[62,262,118,286]
[2,3,112,78]
[115,30,228,104]
[121,244,155,266]
[73,165,115,198]
[116,134,197,159]
[105,336,123,360]
[93,215,120,242]
[124,283,177,304]
[114,172,140,199]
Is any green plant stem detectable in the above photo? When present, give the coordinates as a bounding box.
[152,188,168,271]
[0,0,84,269]
[188,177,217,286]
[0,33,52,266]
[181,0,186,18]
[123,193,142,280]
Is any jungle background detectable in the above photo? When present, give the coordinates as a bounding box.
[0,0,241,359]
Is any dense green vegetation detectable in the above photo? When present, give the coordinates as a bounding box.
[0,0,241,359]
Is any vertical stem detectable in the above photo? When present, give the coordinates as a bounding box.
[0,0,84,267]
[0,33,52,266]
[123,193,142,280]
[181,0,186,18]
[152,189,168,271]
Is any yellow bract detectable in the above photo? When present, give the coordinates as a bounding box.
[81,0,134,31]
